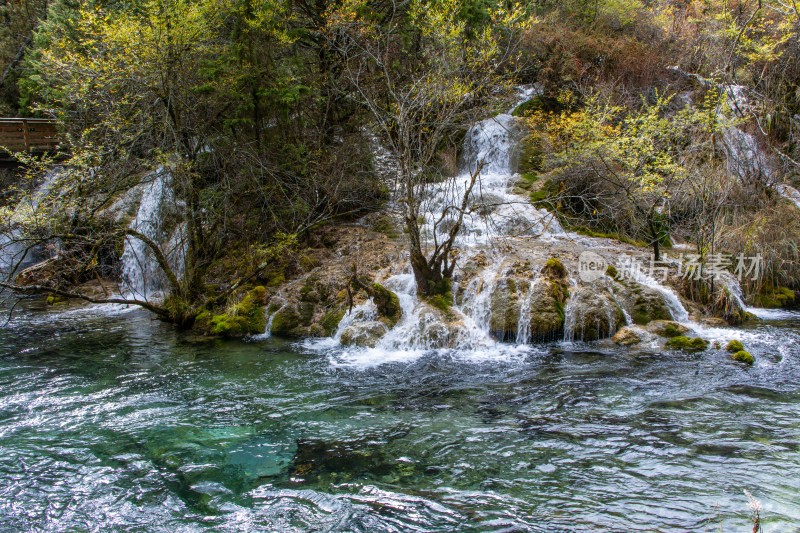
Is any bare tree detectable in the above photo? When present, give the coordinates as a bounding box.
[327,0,528,296]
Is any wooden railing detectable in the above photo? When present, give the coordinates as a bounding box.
[0,118,60,154]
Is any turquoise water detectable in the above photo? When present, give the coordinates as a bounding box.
[1,299,799,532]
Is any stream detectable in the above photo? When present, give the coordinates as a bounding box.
[1,298,799,532]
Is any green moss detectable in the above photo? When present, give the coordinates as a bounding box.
[529,188,553,207]
[427,294,451,313]
[424,278,453,314]
[754,285,796,308]
[270,305,302,337]
[663,323,684,338]
[195,286,268,337]
[265,271,285,287]
[372,283,402,326]
[726,340,744,353]
[605,265,618,278]
[321,308,346,336]
[776,287,795,306]
[665,336,709,351]
[732,350,755,365]
[46,294,65,305]
[543,257,566,279]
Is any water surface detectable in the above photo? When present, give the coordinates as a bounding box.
[1,299,799,532]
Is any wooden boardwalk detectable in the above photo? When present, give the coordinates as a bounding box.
[0,118,61,166]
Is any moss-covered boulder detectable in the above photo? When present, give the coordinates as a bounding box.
[371,283,402,327]
[195,286,268,337]
[270,304,305,337]
[731,350,755,365]
[631,288,672,325]
[542,257,567,279]
[753,286,796,308]
[320,308,346,336]
[726,340,744,353]
[340,321,389,348]
[665,335,709,351]
[524,262,570,342]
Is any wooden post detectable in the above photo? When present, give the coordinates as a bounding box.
[22,119,30,152]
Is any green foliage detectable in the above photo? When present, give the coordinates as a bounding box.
[732,350,755,365]
[605,265,618,278]
[665,336,709,351]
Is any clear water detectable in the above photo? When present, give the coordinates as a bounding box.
[1,299,799,532]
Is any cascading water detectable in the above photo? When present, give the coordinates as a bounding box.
[0,169,62,273]
[119,169,186,300]
[313,105,572,358]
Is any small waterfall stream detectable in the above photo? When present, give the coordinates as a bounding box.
[0,169,62,273]
[119,169,186,301]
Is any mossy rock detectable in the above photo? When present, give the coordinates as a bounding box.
[321,308,346,336]
[731,350,754,365]
[543,257,567,280]
[524,277,569,341]
[606,265,618,278]
[754,285,796,308]
[270,304,304,337]
[726,340,744,353]
[372,283,402,326]
[46,294,65,305]
[665,335,709,351]
[195,286,268,337]
[664,323,686,338]
[489,277,523,341]
[631,290,672,325]
[564,286,626,341]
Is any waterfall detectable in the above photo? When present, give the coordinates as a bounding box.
[515,278,536,344]
[119,169,186,300]
[630,269,690,323]
[0,169,62,273]
[717,85,800,210]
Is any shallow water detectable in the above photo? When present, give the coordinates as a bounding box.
[1,299,799,532]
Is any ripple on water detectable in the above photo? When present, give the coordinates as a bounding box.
[1,300,800,532]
